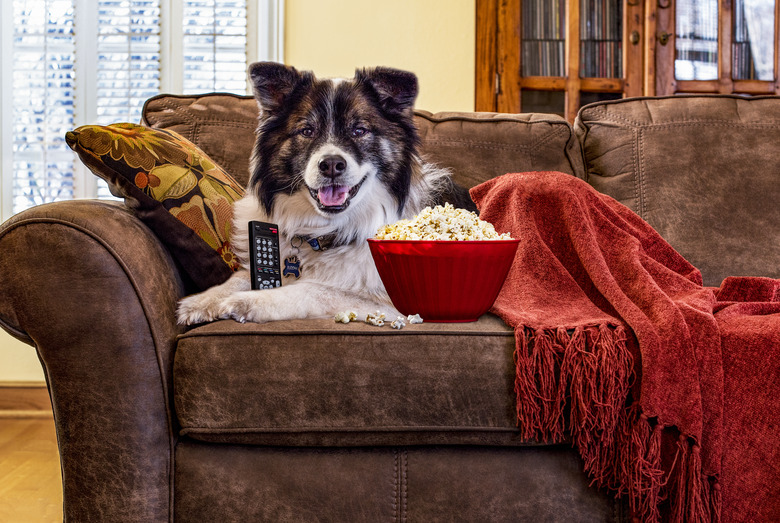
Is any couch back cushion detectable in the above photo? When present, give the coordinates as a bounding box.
[413,111,584,188]
[142,93,584,191]
[575,95,780,287]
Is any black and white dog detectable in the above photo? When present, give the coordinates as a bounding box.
[177,62,467,324]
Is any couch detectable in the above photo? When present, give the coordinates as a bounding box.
[1,93,778,522]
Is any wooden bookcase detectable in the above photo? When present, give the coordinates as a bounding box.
[476,0,644,121]
[477,0,780,122]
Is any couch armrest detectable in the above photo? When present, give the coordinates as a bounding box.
[0,200,185,522]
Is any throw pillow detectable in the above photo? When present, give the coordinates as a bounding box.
[65,122,245,291]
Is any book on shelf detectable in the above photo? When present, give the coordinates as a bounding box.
[521,0,566,76]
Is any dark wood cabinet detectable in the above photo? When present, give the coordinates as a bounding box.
[477,0,780,122]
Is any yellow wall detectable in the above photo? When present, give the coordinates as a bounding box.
[284,0,476,113]
[0,334,43,382]
[0,0,477,382]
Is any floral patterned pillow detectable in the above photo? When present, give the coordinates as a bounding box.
[65,123,246,291]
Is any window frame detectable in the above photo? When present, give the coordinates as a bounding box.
[0,0,284,222]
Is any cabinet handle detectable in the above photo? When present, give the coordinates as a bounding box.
[658,32,671,46]
[630,31,640,45]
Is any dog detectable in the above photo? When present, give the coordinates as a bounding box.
[177,62,470,325]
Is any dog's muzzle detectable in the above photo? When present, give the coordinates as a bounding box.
[308,154,366,213]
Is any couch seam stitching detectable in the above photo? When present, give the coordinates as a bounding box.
[583,111,780,128]
[533,125,567,148]
[157,98,197,127]
[633,128,641,218]
[639,128,648,217]
[151,98,257,128]
[393,449,399,522]
[178,425,524,433]
[193,121,202,153]
[401,450,408,522]
[422,139,535,151]
[413,111,569,126]
[423,131,570,151]
[176,329,515,338]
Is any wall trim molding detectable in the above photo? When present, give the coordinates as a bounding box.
[0,381,52,418]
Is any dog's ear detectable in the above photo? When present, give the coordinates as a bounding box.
[249,62,303,113]
[358,67,419,115]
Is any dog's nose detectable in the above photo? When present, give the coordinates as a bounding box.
[318,155,347,178]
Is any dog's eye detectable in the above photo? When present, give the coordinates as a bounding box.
[298,127,314,138]
[351,127,368,138]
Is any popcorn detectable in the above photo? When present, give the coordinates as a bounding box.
[391,316,406,330]
[365,310,386,327]
[334,311,357,324]
[407,314,423,324]
[374,203,513,241]
[334,310,423,329]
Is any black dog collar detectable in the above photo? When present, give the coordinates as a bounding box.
[292,234,339,252]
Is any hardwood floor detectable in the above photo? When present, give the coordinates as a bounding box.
[0,417,62,522]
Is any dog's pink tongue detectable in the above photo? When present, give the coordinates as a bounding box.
[318,185,350,206]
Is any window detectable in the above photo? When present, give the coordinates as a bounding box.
[95,0,162,126]
[183,0,248,93]
[0,0,284,221]
[675,0,719,81]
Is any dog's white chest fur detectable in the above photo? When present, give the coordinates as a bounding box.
[230,193,389,299]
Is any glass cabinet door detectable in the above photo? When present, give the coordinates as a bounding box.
[654,0,779,95]
[732,0,775,81]
[580,0,623,79]
[519,0,567,115]
[521,0,566,77]
[675,0,719,81]
[510,0,640,121]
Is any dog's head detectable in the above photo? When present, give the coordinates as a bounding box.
[247,62,421,218]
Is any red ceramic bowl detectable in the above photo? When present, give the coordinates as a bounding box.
[367,239,520,322]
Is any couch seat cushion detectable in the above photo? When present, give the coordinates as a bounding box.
[174,314,536,446]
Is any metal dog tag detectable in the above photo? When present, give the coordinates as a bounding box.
[283,255,302,278]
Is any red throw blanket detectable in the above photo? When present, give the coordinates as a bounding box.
[470,171,780,522]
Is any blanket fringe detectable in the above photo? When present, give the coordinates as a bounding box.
[514,325,720,522]
[669,437,721,523]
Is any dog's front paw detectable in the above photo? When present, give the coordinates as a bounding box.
[177,293,228,325]
[218,291,269,324]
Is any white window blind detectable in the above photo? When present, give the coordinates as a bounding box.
[97,0,162,125]
[183,0,248,93]
[93,0,164,199]
[11,0,77,212]
[1,0,284,221]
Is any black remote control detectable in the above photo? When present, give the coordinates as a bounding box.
[249,221,282,290]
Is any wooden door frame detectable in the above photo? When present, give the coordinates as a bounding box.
[475,0,499,111]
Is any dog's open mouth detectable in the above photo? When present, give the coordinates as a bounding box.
[309,177,366,213]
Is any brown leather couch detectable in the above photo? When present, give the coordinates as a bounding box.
[1,94,778,522]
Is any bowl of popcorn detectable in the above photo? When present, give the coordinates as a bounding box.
[368,203,519,322]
